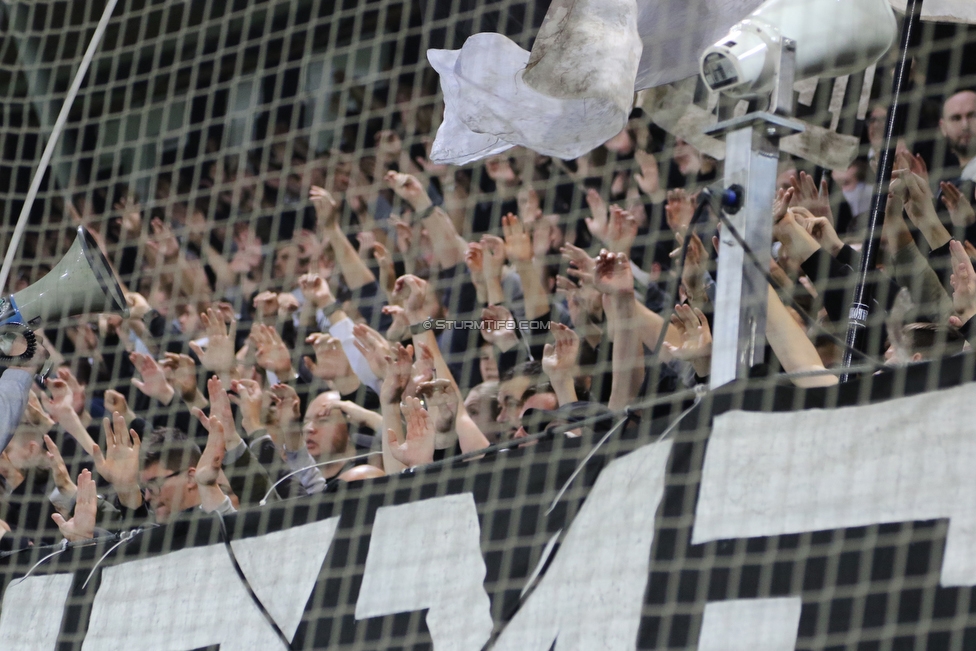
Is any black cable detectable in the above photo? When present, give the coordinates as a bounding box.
[842,0,923,378]
[213,511,294,650]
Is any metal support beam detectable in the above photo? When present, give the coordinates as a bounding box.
[706,112,803,388]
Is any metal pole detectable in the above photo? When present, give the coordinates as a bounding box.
[0,0,121,293]
[841,0,924,380]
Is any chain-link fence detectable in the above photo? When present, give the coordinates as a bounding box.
[1,0,976,648]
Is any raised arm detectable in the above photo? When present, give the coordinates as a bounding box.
[765,286,838,388]
[503,213,550,321]
[542,324,580,406]
[595,252,646,411]
[310,185,377,290]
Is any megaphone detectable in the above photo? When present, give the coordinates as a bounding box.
[0,226,130,362]
[700,0,897,97]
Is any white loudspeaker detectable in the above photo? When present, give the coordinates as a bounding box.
[4,226,129,328]
[700,0,897,97]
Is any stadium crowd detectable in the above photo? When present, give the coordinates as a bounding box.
[2,77,976,548]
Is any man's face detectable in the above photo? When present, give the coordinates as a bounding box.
[941,91,976,160]
[303,395,349,458]
[867,106,887,150]
[464,388,500,444]
[273,244,310,279]
[330,159,352,193]
[496,376,533,438]
[479,345,499,382]
[140,462,192,524]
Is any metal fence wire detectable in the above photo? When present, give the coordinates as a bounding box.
[1,0,976,648]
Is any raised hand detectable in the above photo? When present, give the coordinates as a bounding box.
[381,304,410,342]
[44,434,76,507]
[584,189,609,242]
[416,378,458,434]
[387,396,435,468]
[55,367,87,416]
[380,343,413,405]
[230,379,266,435]
[940,181,976,228]
[103,390,132,423]
[277,293,301,320]
[229,228,263,275]
[124,292,151,321]
[518,187,542,225]
[130,352,175,405]
[406,343,435,399]
[40,378,76,425]
[353,323,394,379]
[269,384,302,450]
[250,323,293,376]
[480,305,518,352]
[593,250,634,295]
[502,212,533,263]
[25,392,55,430]
[384,170,432,212]
[114,196,143,240]
[606,205,638,254]
[298,273,336,309]
[788,172,832,220]
[664,304,713,378]
[147,217,180,262]
[371,242,396,295]
[93,412,141,507]
[304,333,351,381]
[374,129,404,164]
[191,418,225,488]
[252,291,280,320]
[665,189,696,241]
[464,242,486,286]
[802,214,845,257]
[680,233,709,306]
[51,469,97,542]
[355,231,376,263]
[310,185,339,230]
[191,376,242,452]
[556,275,602,333]
[542,324,580,382]
[891,166,934,221]
[949,239,976,327]
[561,242,597,287]
[391,274,428,322]
[392,218,414,255]
[480,234,507,281]
[189,308,238,374]
[634,150,662,199]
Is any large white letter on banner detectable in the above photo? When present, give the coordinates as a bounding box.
[0,573,73,651]
[698,598,802,651]
[82,518,338,650]
[693,382,976,586]
[355,493,493,651]
[492,440,673,651]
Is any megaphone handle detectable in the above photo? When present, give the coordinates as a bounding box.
[0,324,37,364]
